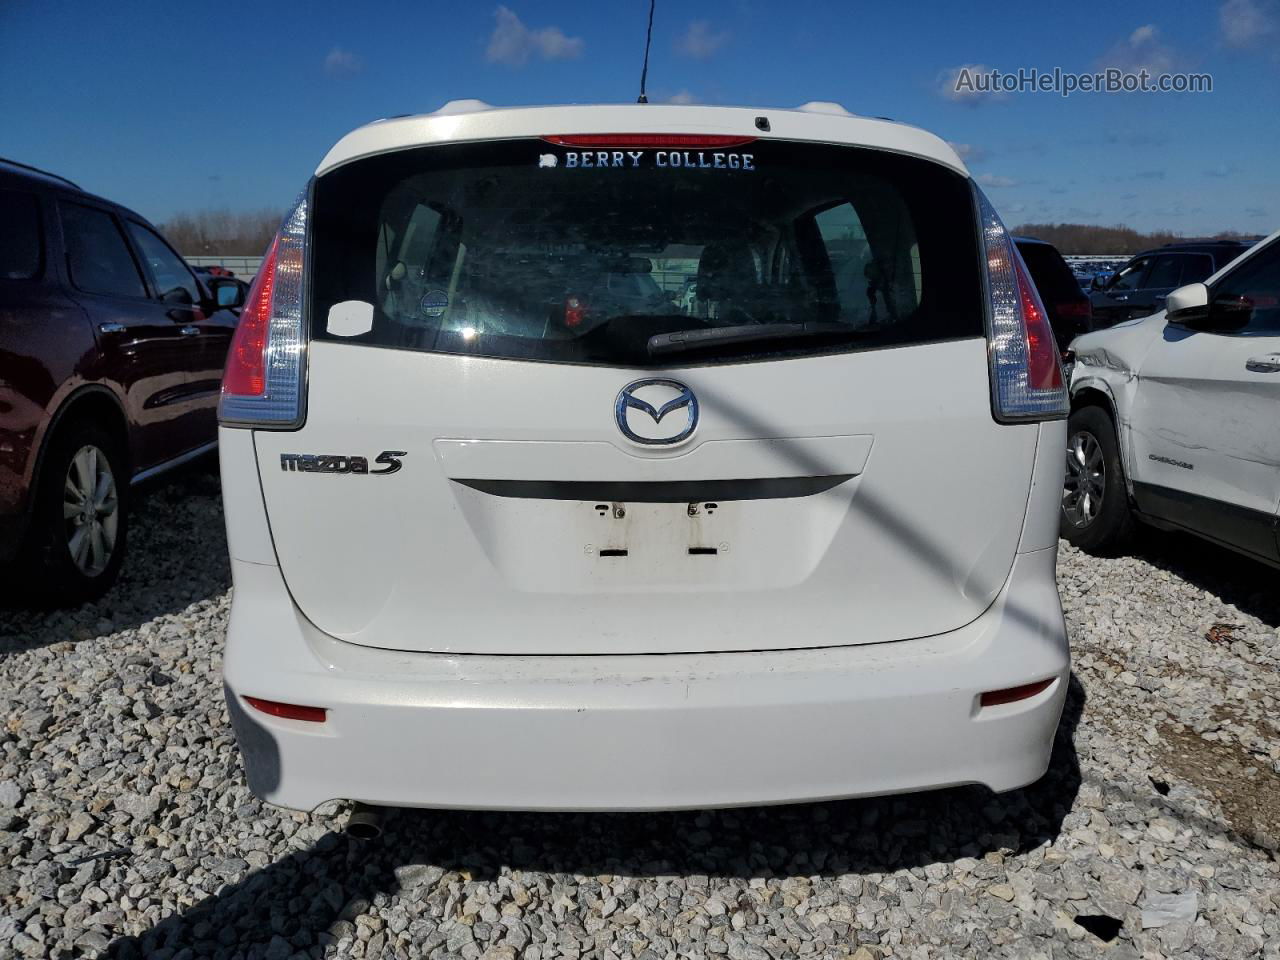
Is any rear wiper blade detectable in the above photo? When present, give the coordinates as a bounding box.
[647,322,867,356]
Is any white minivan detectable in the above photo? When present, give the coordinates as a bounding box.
[218,101,1071,813]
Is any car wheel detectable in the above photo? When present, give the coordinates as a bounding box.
[24,421,129,604]
[1060,404,1133,553]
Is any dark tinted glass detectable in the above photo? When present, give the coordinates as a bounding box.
[126,221,199,304]
[1212,248,1248,273]
[1179,254,1214,285]
[1214,240,1280,335]
[1109,257,1150,292]
[1016,242,1079,300]
[1144,255,1183,289]
[0,190,43,280]
[61,203,146,298]
[311,139,983,366]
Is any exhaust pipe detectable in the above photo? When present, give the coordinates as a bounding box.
[345,803,382,840]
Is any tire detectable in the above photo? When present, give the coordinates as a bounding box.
[22,421,129,604]
[1060,404,1134,553]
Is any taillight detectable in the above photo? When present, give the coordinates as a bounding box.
[221,236,277,397]
[542,134,756,148]
[976,189,1069,422]
[218,189,308,427]
[1055,300,1092,320]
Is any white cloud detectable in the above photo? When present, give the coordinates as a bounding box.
[667,90,697,104]
[1220,0,1277,47]
[937,64,1007,105]
[947,142,988,164]
[323,47,363,75]
[675,20,729,59]
[976,173,1018,188]
[1098,23,1180,75]
[486,6,584,67]
[1129,24,1158,45]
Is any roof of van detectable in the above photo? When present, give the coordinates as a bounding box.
[315,102,969,177]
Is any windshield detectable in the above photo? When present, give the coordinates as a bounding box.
[310,138,983,366]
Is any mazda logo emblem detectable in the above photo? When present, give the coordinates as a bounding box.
[615,379,699,446]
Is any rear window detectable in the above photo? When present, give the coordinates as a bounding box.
[311,139,982,366]
[60,202,147,299]
[1179,254,1214,285]
[1016,241,1080,301]
[0,190,43,281]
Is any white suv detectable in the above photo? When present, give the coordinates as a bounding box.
[1065,230,1280,565]
[217,102,1070,812]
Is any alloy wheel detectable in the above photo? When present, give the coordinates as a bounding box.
[1062,430,1105,528]
[62,444,119,576]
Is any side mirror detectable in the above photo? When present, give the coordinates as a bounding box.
[161,285,194,306]
[209,277,246,309]
[1165,283,1210,326]
[1090,274,1107,291]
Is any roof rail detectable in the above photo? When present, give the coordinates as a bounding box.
[1162,237,1247,247]
[0,156,81,191]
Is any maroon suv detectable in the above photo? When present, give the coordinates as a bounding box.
[0,159,244,602]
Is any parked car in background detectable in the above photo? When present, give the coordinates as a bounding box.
[191,264,235,278]
[1089,240,1251,328]
[0,158,245,601]
[1014,236,1092,354]
[1089,268,1116,290]
[1065,228,1280,567]
[218,101,1070,816]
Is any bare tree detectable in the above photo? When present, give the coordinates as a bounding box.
[1010,222,1261,256]
[159,209,284,257]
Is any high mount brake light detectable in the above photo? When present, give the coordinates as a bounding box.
[977,189,1069,422]
[219,189,308,428]
[542,134,757,149]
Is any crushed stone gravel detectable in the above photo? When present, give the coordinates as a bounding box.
[1,469,1278,959]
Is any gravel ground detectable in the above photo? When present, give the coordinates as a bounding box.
[1,470,1278,960]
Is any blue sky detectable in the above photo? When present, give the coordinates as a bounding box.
[2,0,1277,235]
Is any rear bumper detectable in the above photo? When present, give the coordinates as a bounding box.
[223,546,1068,811]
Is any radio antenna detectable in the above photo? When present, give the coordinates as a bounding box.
[637,0,655,103]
